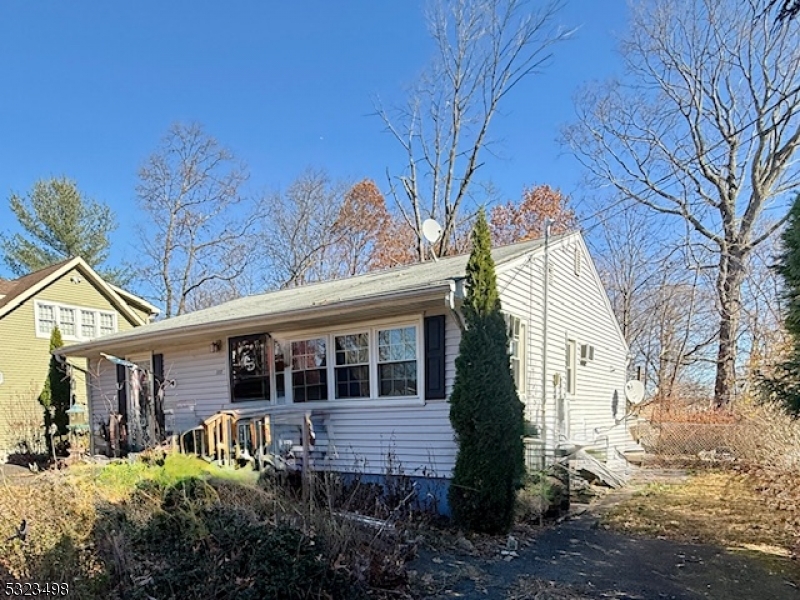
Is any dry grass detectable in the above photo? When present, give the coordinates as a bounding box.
[604,470,800,557]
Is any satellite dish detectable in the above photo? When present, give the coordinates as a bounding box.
[422,219,443,244]
[624,380,645,405]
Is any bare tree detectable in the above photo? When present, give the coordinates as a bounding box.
[592,206,716,402]
[564,0,800,405]
[768,0,800,21]
[260,169,348,288]
[378,0,569,261]
[137,123,255,317]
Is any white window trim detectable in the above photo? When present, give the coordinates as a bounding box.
[34,299,118,341]
[566,339,577,396]
[505,313,527,398]
[234,316,425,410]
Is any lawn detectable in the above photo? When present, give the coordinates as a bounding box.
[602,469,800,581]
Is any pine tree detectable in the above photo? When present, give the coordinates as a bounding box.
[763,193,800,413]
[39,327,72,445]
[1,177,122,282]
[448,209,525,533]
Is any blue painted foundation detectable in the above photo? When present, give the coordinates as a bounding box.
[335,472,452,517]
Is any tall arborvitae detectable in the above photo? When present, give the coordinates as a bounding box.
[39,327,71,443]
[763,194,800,413]
[448,209,525,533]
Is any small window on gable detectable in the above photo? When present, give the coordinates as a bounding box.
[37,304,56,335]
[566,339,577,395]
[59,307,76,336]
[99,312,115,336]
[230,333,270,402]
[574,246,582,277]
[507,315,526,396]
[36,302,116,340]
[81,310,96,338]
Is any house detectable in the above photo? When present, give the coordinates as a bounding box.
[58,233,636,509]
[0,257,159,455]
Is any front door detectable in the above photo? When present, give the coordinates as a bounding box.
[126,353,154,450]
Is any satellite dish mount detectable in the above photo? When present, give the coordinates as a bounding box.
[422,219,443,262]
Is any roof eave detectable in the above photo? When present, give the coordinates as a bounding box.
[57,281,455,358]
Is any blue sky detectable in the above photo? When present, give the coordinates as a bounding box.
[0,1,629,279]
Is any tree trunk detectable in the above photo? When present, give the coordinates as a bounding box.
[713,250,745,406]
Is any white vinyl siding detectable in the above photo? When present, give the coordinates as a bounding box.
[495,235,634,469]
[87,312,460,477]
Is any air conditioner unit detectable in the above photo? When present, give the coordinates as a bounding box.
[580,344,595,364]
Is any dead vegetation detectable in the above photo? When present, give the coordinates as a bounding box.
[605,400,800,584]
[0,453,433,599]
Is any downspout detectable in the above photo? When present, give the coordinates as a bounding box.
[446,279,466,332]
[541,220,551,468]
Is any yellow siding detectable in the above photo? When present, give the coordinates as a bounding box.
[0,267,140,453]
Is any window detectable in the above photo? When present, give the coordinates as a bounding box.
[59,307,76,336]
[99,313,115,336]
[35,301,116,340]
[274,340,288,404]
[335,333,370,398]
[37,304,56,335]
[507,315,526,395]
[230,334,270,402]
[228,322,423,405]
[566,339,577,395]
[81,310,96,338]
[378,326,417,397]
[291,338,328,403]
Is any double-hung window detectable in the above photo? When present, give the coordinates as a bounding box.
[59,307,76,336]
[35,301,116,340]
[566,339,577,395]
[507,315,526,395]
[335,333,370,399]
[99,313,115,336]
[377,326,418,397]
[37,304,56,335]
[230,322,421,404]
[81,310,96,339]
[291,338,328,403]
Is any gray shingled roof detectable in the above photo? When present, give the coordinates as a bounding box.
[59,235,562,355]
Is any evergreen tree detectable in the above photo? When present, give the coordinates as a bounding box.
[448,209,525,533]
[1,177,122,282]
[763,193,800,413]
[39,327,72,444]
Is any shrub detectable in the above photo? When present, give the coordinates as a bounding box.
[448,210,525,534]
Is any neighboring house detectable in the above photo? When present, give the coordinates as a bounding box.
[59,233,637,509]
[0,257,159,454]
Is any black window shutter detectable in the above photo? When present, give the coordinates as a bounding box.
[153,353,165,437]
[116,363,128,418]
[424,315,446,400]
